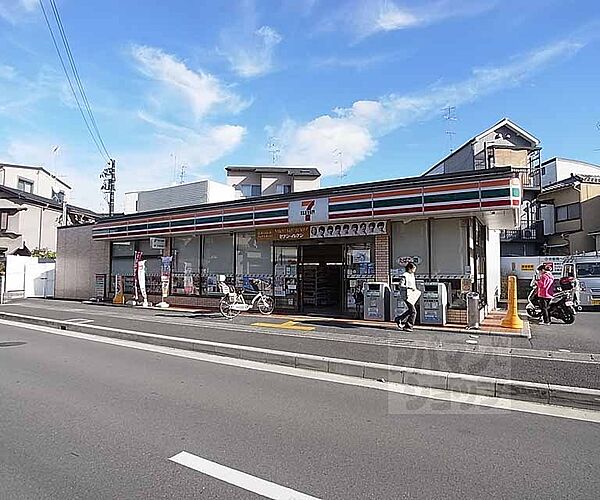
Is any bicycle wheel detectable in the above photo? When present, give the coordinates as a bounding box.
[258,295,274,315]
[220,296,240,318]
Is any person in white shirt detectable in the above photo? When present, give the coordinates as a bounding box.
[397,262,419,331]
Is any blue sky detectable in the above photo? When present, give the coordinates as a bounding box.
[0,0,599,211]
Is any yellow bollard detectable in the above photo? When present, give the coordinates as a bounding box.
[501,275,523,329]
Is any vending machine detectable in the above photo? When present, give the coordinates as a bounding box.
[419,282,448,325]
[364,282,390,321]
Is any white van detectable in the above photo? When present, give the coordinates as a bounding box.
[562,253,600,308]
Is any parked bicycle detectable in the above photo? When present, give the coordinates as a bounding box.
[218,277,274,318]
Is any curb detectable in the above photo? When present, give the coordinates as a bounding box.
[1,311,598,411]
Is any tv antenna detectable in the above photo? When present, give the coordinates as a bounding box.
[267,137,281,165]
[595,121,600,151]
[179,164,187,184]
[443,106,458,152]
[333,148,345,179]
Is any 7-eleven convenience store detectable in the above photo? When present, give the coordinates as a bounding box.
[57,166,521,324]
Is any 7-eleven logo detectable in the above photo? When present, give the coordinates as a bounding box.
[300,200,316,221]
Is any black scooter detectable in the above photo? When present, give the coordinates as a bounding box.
[525,276,576,324]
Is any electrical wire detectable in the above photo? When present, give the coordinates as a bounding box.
[48,0,111,160]
[38,0,109,163]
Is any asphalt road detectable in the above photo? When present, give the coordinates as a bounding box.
[529,312,599,353]
[1,300,599,389]
[1,320,600,499]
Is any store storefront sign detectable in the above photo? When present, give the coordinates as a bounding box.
[256,226,310,241]
[310,220,387,239]
[289,197,329,224]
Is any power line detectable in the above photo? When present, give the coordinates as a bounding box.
[38,0,109,162]
[48,0,111,160]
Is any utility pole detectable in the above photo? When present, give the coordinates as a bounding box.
[100,159,116,216]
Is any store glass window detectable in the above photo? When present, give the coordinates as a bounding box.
[235,232,273,291]
[172,236,201,295]
[202,233,234,294]
[391,221,429,278]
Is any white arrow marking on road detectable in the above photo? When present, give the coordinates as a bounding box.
[169,451,321,500]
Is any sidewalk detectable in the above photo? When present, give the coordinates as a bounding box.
[89,299,530,338]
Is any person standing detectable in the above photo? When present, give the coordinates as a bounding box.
[397,262,420,332]
[537,265,554,325]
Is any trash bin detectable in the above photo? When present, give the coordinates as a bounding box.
[467,292,480,329]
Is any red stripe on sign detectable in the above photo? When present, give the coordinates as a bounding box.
[424,182,478,193]
[254,218,288,225]
[373,206,422,216]
[329,193,371,203]
[329,210,373,220]
[481,199,511,208]
[222,221,255,228]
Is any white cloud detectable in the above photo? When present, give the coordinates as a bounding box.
[130,44,249,118]
[217,1,282,78]
[0,0,37,23]
[312,52,399,71]
[323,0,496,40]
[280,39,585,176]
[219,25,282,78]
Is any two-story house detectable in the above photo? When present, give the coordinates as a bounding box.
[537,173,600,255]
[0,162,99,256]
[225,165,321,199]
[422,118,543,257]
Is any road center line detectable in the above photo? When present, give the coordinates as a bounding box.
[169,451,321,500]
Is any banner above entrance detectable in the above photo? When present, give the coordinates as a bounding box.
[256,225,310,241]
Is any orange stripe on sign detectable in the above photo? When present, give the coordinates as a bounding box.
[223,206,254,214]
[193,209,223,217]
[255,202,288,210]
[423,182,479,193]
[372,188,422,198]
[329,193,371,203]
[480,178,510,188]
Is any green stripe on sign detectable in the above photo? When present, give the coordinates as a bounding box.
[195,216,222,225]
[512,187,520,197]
[255,209,287,219]
[373,196,422,208]
[424,191,477,204]
[223,212,253,222]
[330,200,372,212]
[481,188,510,199]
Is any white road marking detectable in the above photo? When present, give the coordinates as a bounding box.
[1,318,599,424]
[64,318,95,324]
[169,451,320,499]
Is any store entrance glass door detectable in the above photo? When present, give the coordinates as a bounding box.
[300,244,344,315]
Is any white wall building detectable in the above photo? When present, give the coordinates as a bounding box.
[124,179,236,214]
[0,162,70,202]
[225,165,321,199]
[540,157,600,188]
[0,162,97,255]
